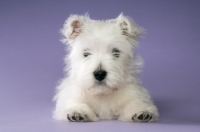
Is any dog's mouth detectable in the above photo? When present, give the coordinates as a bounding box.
[88,81,117,95]
[94,80,118,90]
[92,80,111,89]
[95,80,107,86]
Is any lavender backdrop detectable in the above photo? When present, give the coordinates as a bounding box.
[1,0,200,132]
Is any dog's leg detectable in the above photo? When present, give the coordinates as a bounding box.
[65,103,99,122]
[53,78,99,122]
[118,100,158,122]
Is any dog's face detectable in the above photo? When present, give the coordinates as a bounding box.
[61,14,142,95]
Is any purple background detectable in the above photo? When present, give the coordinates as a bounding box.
[1,0,200,131]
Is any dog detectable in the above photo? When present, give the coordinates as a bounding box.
[53,13,158,122]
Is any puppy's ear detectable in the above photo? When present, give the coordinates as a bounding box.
[116,13,143,43]
[61,14,88,44]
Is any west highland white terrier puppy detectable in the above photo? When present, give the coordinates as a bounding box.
[53,13,159,122]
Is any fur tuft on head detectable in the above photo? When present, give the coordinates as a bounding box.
[61,13,143,46]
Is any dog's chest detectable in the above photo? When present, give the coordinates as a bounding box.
[87,95,121,119]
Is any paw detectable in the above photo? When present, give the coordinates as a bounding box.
[132,111,155,122]
[66,104,98,122]
[67,112,88,122]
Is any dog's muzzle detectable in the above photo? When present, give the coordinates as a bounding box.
[93,70,107,81]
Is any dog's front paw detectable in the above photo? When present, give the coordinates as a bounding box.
[66,104,98,122]
[67,112,88,122]
[132,111,156,122]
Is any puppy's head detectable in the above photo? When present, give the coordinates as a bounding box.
[61,13,143,95]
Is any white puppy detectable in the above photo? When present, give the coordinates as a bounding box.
[53,13,159,122]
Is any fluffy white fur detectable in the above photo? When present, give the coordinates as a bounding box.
[53,13,159,122]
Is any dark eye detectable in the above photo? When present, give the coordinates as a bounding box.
[112,48,120,58]
[84,52,91,57]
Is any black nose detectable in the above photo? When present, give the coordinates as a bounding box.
[94,70,107,81]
